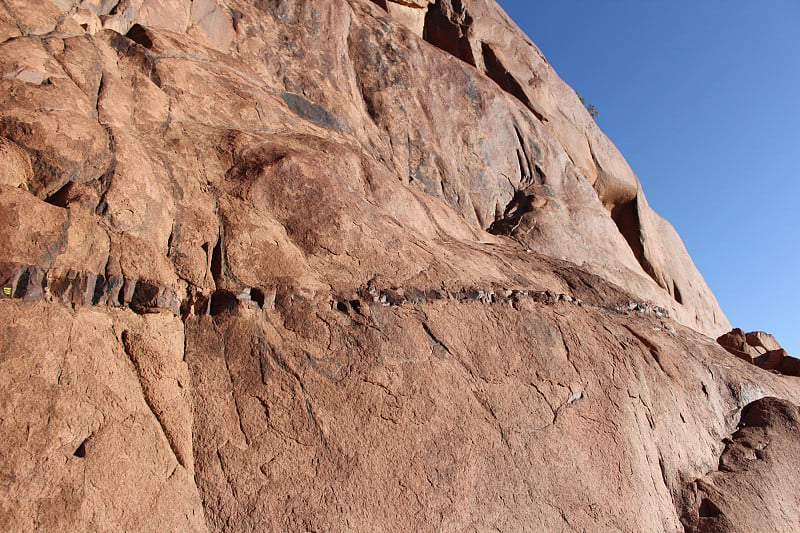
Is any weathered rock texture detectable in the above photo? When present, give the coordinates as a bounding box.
[0,0,796,531]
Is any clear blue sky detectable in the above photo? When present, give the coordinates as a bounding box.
[497,1,800,354]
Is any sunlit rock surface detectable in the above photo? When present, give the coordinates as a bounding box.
[1,0,796,531]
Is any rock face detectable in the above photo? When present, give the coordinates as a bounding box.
[680,397,800,532]
[0,0,795,531]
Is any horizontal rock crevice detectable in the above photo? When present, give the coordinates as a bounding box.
[1,260,676,326]
[0,261,181,314]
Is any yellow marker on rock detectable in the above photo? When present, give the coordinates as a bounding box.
[2,287,10,296]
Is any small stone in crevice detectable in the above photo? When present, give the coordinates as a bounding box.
[606,301,670,319]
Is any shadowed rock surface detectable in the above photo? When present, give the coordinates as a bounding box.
[0,0,796,531]
[679,397,800,532]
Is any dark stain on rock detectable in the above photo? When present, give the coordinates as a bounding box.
[281,93,343,132]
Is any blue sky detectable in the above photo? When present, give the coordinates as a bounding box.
[496,1,800,354]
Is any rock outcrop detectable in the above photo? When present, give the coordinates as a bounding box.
[717,328,800,377]
[0,0,795,531]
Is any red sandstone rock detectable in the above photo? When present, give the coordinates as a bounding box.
[717,328,759,363]
[0,0,795,531]
[746,330,783,352]
[755,349,800,378]
[717,328,797,378]
[680,397,800,532]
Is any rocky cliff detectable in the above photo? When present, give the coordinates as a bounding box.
[0,0,797,531]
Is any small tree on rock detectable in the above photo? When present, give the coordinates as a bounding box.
[577,93,599,120]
